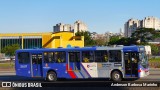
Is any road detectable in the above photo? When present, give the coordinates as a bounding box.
[0,68,160,81]
[0,68,160,88]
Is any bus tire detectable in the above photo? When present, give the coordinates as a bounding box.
[111,71,122,82]
[47,71,57,82]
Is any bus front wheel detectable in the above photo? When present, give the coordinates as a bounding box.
[47,71,57,82]
[111,71,122,82]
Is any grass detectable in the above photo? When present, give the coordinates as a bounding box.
[149,58,160,68]
[149,58,160,62]
[0,62,15,68]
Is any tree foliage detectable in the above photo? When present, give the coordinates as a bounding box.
[148,44,159,55]
[108,36,120,45]
[108,37,138,46]
[131,28,156,43]
[94,35,107,46]
[75,31,96,46]
[2,44,20,56]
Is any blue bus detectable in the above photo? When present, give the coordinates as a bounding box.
[15,46,149,81]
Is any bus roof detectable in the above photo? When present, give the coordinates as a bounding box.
[16,46,123,53]
[123,46,145,52]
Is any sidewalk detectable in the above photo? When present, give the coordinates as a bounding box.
[0,68,15,73]
[149,68,160,70]
[0,71,15,73]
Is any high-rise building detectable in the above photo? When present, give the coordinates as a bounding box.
[124,16,160,37]
[124,18,141,37]
[142,16,160,30]
[119,28,124,37]
[53,20,88,33]
[74,20,88,33]
[53,23,73,32]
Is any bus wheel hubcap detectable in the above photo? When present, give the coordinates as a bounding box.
[114,74,119,79]
[49,74,54,80]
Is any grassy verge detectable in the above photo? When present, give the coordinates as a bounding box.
[149,58,160,68]
[149,58,160,62]
[0,62,15,69]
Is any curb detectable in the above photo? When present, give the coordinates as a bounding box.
[0,71,15,73]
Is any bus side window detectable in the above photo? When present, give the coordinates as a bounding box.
[44,52,55,63]
[32,55,37,64]
[18,52,30,64]
[95,50,108,62]
[68,52,80,62]
[103,51,108,62]
[109,50,121,62]
[55,52,66,63]
[44,52,49,63]
[95,51,102,62]
[48,52,54,63]
[38,54,42,64]
[82,51,94,63]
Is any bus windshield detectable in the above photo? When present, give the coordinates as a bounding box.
[138,52,148,68]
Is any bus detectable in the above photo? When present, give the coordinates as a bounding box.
[15,46,149,82]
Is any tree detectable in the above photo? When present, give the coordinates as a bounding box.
[2,44,20,62]
[116,37,131,45]
[148,44,159,55]
[108,36,138,46]
[152,31,160,39]
[75,31,96,46]
[94,34,107,46]
[108,36,120,45]
[131,28,156,43]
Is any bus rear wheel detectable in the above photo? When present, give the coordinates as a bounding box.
[111,71,122,82]
[47,71,57,82]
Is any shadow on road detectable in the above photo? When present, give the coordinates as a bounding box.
[0,75,44,82]
[0,75,159,90]
[0,75,138,82]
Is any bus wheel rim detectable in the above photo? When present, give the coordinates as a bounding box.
[49,74,54,80]
[114,74,120,80]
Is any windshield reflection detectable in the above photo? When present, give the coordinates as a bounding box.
[139,52,148,68]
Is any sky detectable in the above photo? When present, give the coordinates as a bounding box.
[0,0,160,34]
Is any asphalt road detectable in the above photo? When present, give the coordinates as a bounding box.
[0,68,159,87]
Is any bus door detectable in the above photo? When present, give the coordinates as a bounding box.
[16,52,31,77]
[31,53,43,77]
[68,52,80,71]
[124,52,138,77]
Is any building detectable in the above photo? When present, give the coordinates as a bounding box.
[53,20,88,33]
[74,20,88,33]
[124,16,160,37]
[124,18,141,37]
[53,23,73,32]
[91,31,124,45]
[91,33,106,40]
[142,16,160,30]
[0,31,84,53]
